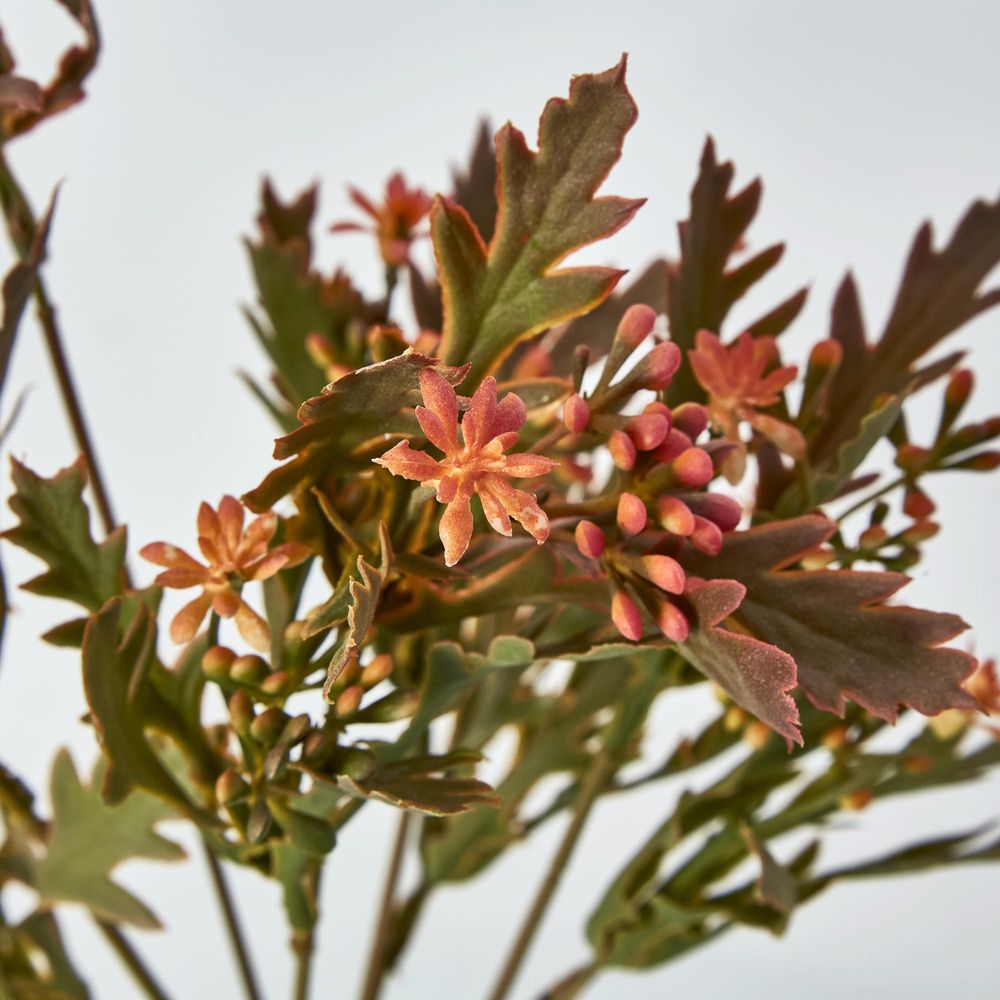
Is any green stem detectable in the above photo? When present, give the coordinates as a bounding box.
[537,960,600,999]
[484,750,614,1000]
[291,927,315,1000]
[836,474,907,524]
[358,811,410,1000]
[201,839,265,1000]
[95,919,174,1000]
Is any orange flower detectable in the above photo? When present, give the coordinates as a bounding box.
[140,496,310,650]
[689,329,805,481]
[329,172,432,266]
[374,370,558,566]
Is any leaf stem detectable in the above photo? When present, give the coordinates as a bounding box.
[836,474,907,524]
[484,749,614,1000]
[358,811,410,1000]
[536,960,600,999]
[95,918,174,1000]
[291,927,316,1000]
[201,838,265,1000]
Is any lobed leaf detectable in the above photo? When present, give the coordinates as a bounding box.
[435,58,642,383]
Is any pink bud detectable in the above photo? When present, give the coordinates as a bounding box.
[671,403,709,440]
[689,515,723,556]
[687,492,743,532]
[653,429,693,463]
[628,412,670,451]
[617,492,648,537]
[612,589,644,641]
[672,447,714,488]
[609,430,637,470]
[616,304,657,348]
[637,341,681,389]
[563,393,590,434]
[895,444,931,473]
[657,599,690,642]
[575,520,606,559]
[903,488,935,520]
[640,554,686,595]
[657,495,695,536]
[808,338,843,370]
[643,401,672,420]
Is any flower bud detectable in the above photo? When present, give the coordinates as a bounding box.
[335,684,365,718]
[616,303,657,348]
[939,368,973,438]
[839,788,873,812]
[563,393,590,434]
[635,341,682,389]
[611,589,643,641]
[358,689,421,722]
[949,450,1000,472]
[657,598,690,642]
[202,645,236,680]
[903,488,935,520]
[858,525,888,549]
[228,690,254,733]
[689,515,723,556]
[361,653,394,688]
[250,707,290,746]
[671,447,714,488]
[902,520,939,544]
[260,671,291,696]
[628,412,670,451]
[608,430,636,470]
[684,492,743,532]
[895,443,931,473]
[215,768,249,806]
[574,520,606,559]
[341,747,377,782]
[617,493,648,537]
[670,403,708,440]
[231,654,269,686]
[656,495,695,536]
[653,429,693,463]
[639,555,686,595]
[820,725,850,751]
[724,705,747,731]
[743,721,772,749]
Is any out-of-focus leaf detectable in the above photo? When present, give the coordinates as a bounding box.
[82,598,213,822]
[680,578,801,748]
[683,516,977,720]
[435,58,642,383]
[666,138,808,403]
[32,751,184,929]
[244,179,368,411]
[741,824,798,917]
[811,197,1000,464]
[3,457,125,612]
[451,118,497,244]
[244,351,469,511]
[0,909,91,999]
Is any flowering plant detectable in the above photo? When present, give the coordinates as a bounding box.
[1,8,999,999]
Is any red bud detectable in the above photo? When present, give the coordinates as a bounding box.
[563,393,590,434]
[611,589,644,641]
[657,495,695,536]
[616,304,657,348]
[617,493,648,537]
[689,515,723,555]
[609,429,637,470]
[628,412,670,451]
[671,402,708,439]
[640,554,686,594]
[671,447,714,488]
[575,520,606,559]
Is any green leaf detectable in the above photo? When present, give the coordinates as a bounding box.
[435,58,642,383]
[243,351,469,511]
[0,910,91,1000]
[3,458,125,612]
[33,751,185,929]
[683,515,978,721]
[81,598,214,822]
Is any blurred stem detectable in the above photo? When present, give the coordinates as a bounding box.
[837,474,907,523]
[291,925,316,1000]
[359,811,411,1000]
[95,919,174,1000]
[383,264,399,319]
[0,149,122,544]
[201,839,264,1000]
[485,748,615,1000]
[537,960,600,999]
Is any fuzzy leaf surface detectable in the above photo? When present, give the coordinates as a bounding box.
[683,516,977,719]
[435,58,642,382]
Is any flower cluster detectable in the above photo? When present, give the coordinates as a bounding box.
[140,496,310,650]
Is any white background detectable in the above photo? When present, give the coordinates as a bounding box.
[1,1,998,998]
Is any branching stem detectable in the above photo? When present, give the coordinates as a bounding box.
[95,919,174,1000]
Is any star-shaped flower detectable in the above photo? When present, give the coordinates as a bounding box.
[374,370,558,565]
[140,496,310,650]
[329,172,432,266]
[689,329,805,481]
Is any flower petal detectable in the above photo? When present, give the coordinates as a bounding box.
[373,440,442,482]
[501,452,559,479]
[139,542,203,571]
[462,376,497,450]
[213,589,241,617]
[197,501,221,545]
[416,406,457,453]
[218,496,245,557]
[169,592,212,644]
[489,391,527,439]
[439,494,474,566]
[235,600,271,652]
[236,512,278,563]
[480,474,549,544]
[155,567,210,589]
[198,534,222,565]
[477,482,512,536]
[418,368,459,443]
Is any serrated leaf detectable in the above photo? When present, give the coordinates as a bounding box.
[3,458,125,612]
[666,138,808,403]
[680,578,801,748]
[82,598,212,822]
[812,196,1000,465]
[682,516,977,720]
[32,751,185,929]
[435,58,642,383]
[244,351,469,511]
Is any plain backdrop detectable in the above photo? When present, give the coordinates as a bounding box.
[1,1,998,998]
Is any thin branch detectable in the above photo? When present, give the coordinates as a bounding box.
[484,750,614,1000]
[201,839,265,1000]
[291,927,316,1000]
[535,961,599,1000]
[359,811,410,1000]
[95,919,174,1000]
